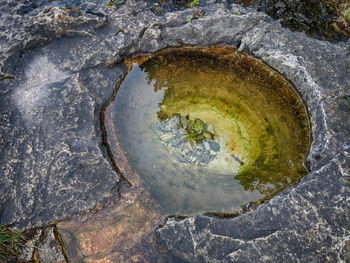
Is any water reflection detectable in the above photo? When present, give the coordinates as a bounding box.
[114,49,310,214]
[58,48,310,263]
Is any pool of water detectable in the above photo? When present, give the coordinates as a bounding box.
[111,47,310,215]
[58,47,311,262]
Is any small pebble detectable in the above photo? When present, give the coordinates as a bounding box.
[161,133,174,142]
[196,145,204,150]
[209,150,217,156]
[209,141,220,152]
[203,142,210,151]
[203,154,210,164]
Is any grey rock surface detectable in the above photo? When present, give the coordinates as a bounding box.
[36,228,66,263]
[157,153,350,262]
[0,1,124,228]
[18,227,66,263]
[157,115,219,166]
[18,229,42,262]
[0,0,349,262]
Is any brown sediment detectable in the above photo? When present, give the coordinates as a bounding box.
[57,169,163,261]
[57,193,163,262]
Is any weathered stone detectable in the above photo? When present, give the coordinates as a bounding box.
[36,228,65,263]
[18,229,42,262]
[209,141,220,152]
[157,117,220,166]
[0,2,124,228]
[157,153,350,262]
[0,0,348,262]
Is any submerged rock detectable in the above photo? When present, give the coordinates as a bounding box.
[157,118,219,166]
[208,141,220,152]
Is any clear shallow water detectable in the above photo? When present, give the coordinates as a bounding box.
[112,48,310,215]
[58,48,310,262]
[113,66,254,215]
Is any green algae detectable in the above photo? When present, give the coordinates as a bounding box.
[140,48,310,197]
[109,47,311,215]
[167,113,216,145]
[58,48,313,263]
[0,225,25,261]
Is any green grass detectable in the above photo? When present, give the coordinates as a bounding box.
[188,0,199,7]
[0,225,25,261]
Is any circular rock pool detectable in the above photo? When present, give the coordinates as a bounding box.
[107,47,310,215]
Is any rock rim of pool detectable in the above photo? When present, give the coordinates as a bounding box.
[0,0,349,262]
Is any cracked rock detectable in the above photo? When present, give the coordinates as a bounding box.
[36,228,66,263]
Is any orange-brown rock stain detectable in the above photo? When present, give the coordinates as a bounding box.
[57,100,164,262]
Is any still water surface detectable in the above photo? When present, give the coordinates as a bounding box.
[112,49,310,215]
[58,48,310,262]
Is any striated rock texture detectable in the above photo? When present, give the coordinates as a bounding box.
[18,227,66,262]
[0,0,349,262]
[35,228,66,263]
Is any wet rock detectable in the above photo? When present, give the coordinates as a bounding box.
[157,153,350,262]
[208,141,220,152]
[205,123,215,135]
[157,117,219,166]
[209,150,217,156]
[202,153,210,164]
[203,142,210,151]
